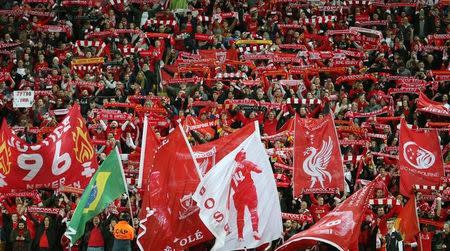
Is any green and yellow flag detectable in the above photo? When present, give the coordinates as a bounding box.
[64,148,128,244]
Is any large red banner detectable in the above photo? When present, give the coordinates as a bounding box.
[137,125,213,250]
[0,104,98,191]
[399,119,444,196]
[277,178,379,251]
[293,114,344,196]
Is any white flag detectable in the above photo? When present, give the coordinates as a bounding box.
[192,122,282,251]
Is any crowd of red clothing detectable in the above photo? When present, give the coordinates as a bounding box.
[0,0,449,251]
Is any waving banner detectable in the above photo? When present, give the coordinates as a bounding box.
[276,177,379,251]
[137,124,213,251]
[193,122,282,250]
[0,104,98,191]
[293,114,344,196]
[399,119,444,196]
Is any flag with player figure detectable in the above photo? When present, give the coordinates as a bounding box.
[193,121,282,251]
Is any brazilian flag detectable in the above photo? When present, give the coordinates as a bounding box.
[64,148,128,244]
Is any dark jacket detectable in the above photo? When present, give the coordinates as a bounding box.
[385,231,403,251]
[10,227,31,251]
[80,221,110,251]
[32,224,58,251]
[432,231,450,251]
[30,215,62,251]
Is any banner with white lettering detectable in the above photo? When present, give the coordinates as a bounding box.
[13,90,34,108]
[399,119,444,196]
[0,104,98,191]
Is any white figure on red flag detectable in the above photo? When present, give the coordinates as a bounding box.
[193,121,282,251]
[294,114,344,196]
[303,136,333,188]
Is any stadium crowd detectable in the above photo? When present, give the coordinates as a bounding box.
[0,0,449,250]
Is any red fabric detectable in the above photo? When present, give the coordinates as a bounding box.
[0,104,98,191]
[310,204,331,223]
[192,122,256,174]
[137,126,213,250]
[27,219,35,239]
[418,231,433,251]
[88,226,105,247]
[396,197,420,243]
[293,114,344,196]
[398,119,445,196]
[277,178,380,251]
[263,118,278,136]
[416,92,450,117]
[39,230,49,248]
[34,61,49,72]
[138,118,160,189]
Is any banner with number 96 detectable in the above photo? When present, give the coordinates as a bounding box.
[0,104,98,191]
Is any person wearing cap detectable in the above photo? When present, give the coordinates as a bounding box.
[112,213,134,251]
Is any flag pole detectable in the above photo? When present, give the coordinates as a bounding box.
[177,120,202,179]
[137,115,148,189]
[115,147,134,221]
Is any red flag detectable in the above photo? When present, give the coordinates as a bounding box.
[137,124,213,251]
[395,197,420,244]
[416,92,450,117]
[399,119,444,196]
[0,104,98,191]
[137,116,160,190]
[277,177,379,251]
[293,114,344,196]
[278,117,294,133]
[192,122,255,176]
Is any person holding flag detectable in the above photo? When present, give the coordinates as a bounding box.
[64,148,129,248]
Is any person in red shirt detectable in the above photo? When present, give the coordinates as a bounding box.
[34,54,49,72]
[82,215,109,251]
[379,168,391,189]
[297,201,314,231]
[374,206,396,236]
[32,216,57,251]
[417,225,433,251]
[309,195,331,223]
[244,8,259,36]
[263,110,282,136]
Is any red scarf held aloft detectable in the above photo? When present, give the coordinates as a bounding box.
[345,106,392,119]
[336,74,378,85]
